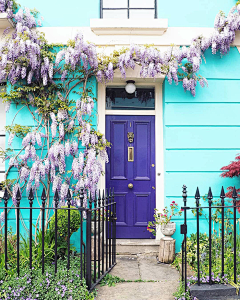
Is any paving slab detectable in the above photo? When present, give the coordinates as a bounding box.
[96,282,178,300]
[95,254,179,300]
[109,255,140,281]
[138,255,179,281]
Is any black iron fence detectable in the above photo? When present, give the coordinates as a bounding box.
[0,186,116,291]
[181,184,239,292]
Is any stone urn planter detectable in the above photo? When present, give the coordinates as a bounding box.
[159,222,176,264]
[160,221,176,238]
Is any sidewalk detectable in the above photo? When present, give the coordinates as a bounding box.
[96,254,179,300]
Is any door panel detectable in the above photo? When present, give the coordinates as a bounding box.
[114,192,128,226]
[110,120,128,180]
[133,193,151,226]
[106,115,155,239]
[134,121,151,180]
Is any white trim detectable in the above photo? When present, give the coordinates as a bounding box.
[105,110,155,115]
[90,18,168,36]
[0,13,14,29]
[97,76,164,241]
[24,26,240,47]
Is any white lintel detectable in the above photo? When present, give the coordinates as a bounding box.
[90,18,168,36]
[0,13,14,29]
[112,65,165,83]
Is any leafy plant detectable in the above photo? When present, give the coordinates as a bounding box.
[0,257,95,300]
[147,201,182,236]
[0,227,55,270]
[100,273,125,287]
[49,206,81,238]
[49,206,81,257]
[173,282,195,300]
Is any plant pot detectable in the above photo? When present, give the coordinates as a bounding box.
[91,221,103,235]
[161,222,176,237]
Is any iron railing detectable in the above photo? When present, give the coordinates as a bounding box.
[0,186,117,291]
[181,184,239,292]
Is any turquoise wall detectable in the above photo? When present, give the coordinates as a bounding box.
[3,77,98,251]
[164,47,240,251]
[17,0,236,28]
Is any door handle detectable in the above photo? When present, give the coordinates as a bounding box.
[128,183,133,189]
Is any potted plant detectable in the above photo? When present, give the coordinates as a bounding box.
[147,201,182,238]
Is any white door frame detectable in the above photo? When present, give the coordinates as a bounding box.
[97,71,165,240]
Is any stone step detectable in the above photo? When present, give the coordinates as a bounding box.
[115,239,159,255]
[209,297,240,300]
[190,284,238,300]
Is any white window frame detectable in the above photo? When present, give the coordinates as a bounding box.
[100,0,157,19]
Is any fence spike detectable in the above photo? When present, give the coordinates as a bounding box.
[54,189,59,202]
[220,186,225,199]
[94,190,97,206]
[66,189,71,205]
[102,189,105,206]
[16,188,21,201]
[232,186,238,199]
[182,185,187,198]
[195,187,200,200]
[89,192,93,208]
[3,188,9,201]
[41,188,47,201]
[79,187,84,207]
[207,187,213,201]
[28,188,34,201]
[98,189,101,206]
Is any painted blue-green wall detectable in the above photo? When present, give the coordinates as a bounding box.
[4,78,98,250]
[17,0,236,27]
[164,47,240,251]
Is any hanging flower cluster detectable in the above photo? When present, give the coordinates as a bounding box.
[0,0,15,18]
[1,1,240,216]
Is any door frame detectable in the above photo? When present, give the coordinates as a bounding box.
[97,78,165,240]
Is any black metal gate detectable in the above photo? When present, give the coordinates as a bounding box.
[181,184,239,292]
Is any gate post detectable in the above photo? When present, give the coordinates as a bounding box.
[182,185,187,292]
[86,194,92,290]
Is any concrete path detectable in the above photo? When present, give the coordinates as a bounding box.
[96,255,179,300]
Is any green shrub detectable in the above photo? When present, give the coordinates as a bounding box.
[49,206,81,238]
[49,206,81,257]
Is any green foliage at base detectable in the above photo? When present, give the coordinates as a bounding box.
[0,228,55,271]
[49,206,81,238]
[0,258,95,300]
[99,273,125,287]
[173,282,193,300]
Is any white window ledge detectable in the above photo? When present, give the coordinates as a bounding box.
[90,18,168,36]
[0,13,14,29]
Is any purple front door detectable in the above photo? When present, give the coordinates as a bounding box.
[106,115,156,239]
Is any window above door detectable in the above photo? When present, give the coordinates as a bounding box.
[106,87,155,110]
[100,0,157,19]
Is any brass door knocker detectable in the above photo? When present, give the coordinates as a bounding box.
[127,132,134,143]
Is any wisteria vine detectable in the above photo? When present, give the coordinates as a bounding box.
[0,1,240,228]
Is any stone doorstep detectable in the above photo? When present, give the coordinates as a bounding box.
[190,284,237,300]
[94,238,159,254]
[115,239,159,255]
